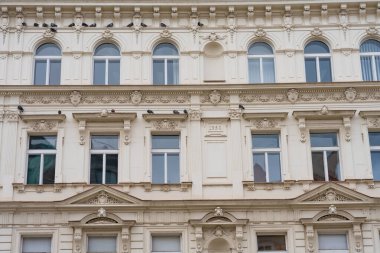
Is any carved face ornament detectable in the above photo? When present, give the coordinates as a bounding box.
[70,91,82,106]
[209,90,221,105]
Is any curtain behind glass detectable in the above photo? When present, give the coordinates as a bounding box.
[361,56,373,81]
[263,58,275,83]
[248,59,261,83]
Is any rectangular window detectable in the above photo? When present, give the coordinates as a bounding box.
[252,134,281,183]
[369,132,380,180]
[87,236,117,253]
[90,135,119,184]
[27,136,56,185]
[152,235,181,253]
[310,133,341,181]
[22,237,51,253]
[152,135,180,184]
[257,235,287,252]
[318,234,348,253]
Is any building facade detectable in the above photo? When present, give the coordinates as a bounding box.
[1,0,380,252]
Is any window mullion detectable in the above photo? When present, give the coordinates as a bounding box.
[260,57,264,83]
[316,57,321,82]
[323,151,329,181]
[45,59,50,85]
[264,152,269,182]
[372,55,377,81]
[164,153,168,183]
[39,154,44,184]
[105,59,109,85]
[164,58,168,85]
[103,153,106,184]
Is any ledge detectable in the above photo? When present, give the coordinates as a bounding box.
[293,109,356,120]
[73,112,137,122]
[142,113,188,122]
[359,111,380,118]
[242,112,288,121]
[20,114,66,122]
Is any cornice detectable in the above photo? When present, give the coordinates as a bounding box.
[142,113,188,121]
[242,112,288,121]
[293,109,356,120]
[20,114,66,122]
[359,111,380,118]
[73,112,137,122]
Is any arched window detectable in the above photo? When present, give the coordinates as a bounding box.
[360,39,380,81]
[34,43,61,85]
[153,43,179,85]
[248,42,275,83]
[93,43,120,85]
[304,41,332,82]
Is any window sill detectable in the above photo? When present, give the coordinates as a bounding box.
[142,182,192,192]
[243,181,295,191]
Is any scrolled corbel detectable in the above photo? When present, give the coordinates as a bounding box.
[124,119,132,145]
[121,227,130,253]
[353,224,363,252]
[78,120,86,145]
[343,117,351,142]
[195,226,203,253]
[73,227,82,253]
[305,225,315,253]
[298,117,307,143]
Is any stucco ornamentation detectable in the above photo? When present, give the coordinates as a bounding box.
[153,119,179,130]
[311,27,323,37]
[287,89,299,103]
[309,190,355,202]
[160,28,172,38]
[255,27,266,37]
[366,26,379,35]
[189,109,202,121]
[214,207,223,216]
[88,191,122,204]
[252,118,278,129]
[228,109,242,120]
[345,87,357,102]
[70,91,82,106]
[130,91,142,105]
[102,29,113,39]
[43,29,55,38]
[31,120,57,131]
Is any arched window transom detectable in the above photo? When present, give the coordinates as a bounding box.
[34,43,61,85]
[93,43,121,85]
[304,41,332,83]
[153,43,179,85]
[360,39,380,81]
[248,42,275,84]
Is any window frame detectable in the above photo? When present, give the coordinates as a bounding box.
[316,232,349,253]
[360,40,380,81]
[86,233,119,253]
[26,135,57,185]
[304,41,332,82]
[152,43,180,85]
[151,135,180,184]
[256,234,288,253]
[369,132,380,181]
[93,44,121,85]
[247,42,276,84]
[151,234,182,253]
[33,44,62,85]
[310,132,341,182]
[251,133,282,183]
[21,236,52,253]
[89,135,120,184]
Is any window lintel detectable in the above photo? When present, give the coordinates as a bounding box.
[20,114,66,122]
[143,113,188,122]
[293,109,355,121]
[243,112,288,121]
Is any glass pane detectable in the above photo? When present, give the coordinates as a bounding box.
[369,132,380,146]
[27,155,41,184]
[257,235,286,251]
[88,236,117,253]
[327,151,340,181]
[36,43,61,56]
[34,60,47,85]
[248,42,273,55]
[106,154,118,184]
[268,153,281,182]
[375,56,380,81]
[305,41,330,54]
[108,60,120,85]
[252,134,279,148]
[49,60,61,85]
[152,154,165,184]
[262,58,275,83]
[153,59,165,84]
[310,133,338,147]
[312,152,325,181]
[152,236,181,252]
[253,153,266,182]
[22,237,51,253]
[360,39,380,53]
[94,43,120,56]
[319,57,332,82]
[371,151,380,181]
[153,43,178,56]
[167,154,180,184]
[29,136,57,150]
[248,59,261,83]
[90,154,103,184]
[94,60,106,85]
[361,56,373,81]
[152,136,179,149]
[91,136,119,150]
[305,58,317,82]
[167,59,179,84]
[318,234,348,250]
[43,154,55,184]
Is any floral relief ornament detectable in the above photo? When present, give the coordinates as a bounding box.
[311,27,323,37]
[102,29,113,39]
[209,90,221,105]
[160,28,172,38]
[366,26,379,35]
[31,120,57,131]
[43,29,55,38]
[255,28,266,37]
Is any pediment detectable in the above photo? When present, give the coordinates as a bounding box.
[293,183,373,204]
[61,185,143,206]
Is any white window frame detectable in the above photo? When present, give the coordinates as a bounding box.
[21,236,52,253]
[310,132,341,182]
[151,135,180,184]
[317,232,349,253]
[90,135,119,184]
[151,234,182,253]
[86,233,119,253]
[248,54,275,83]
[252,134,282,183]
[26,135,57,185]
[304,53,331,82]
[93,55,121,85]
[257,234,288,253]
[152,55,179,85]
[369,132,380,180]
[360,51,380,81]
[34,55,61,85]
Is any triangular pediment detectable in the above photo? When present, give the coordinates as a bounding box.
[293,183,373,204]
[61,185,143,206]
